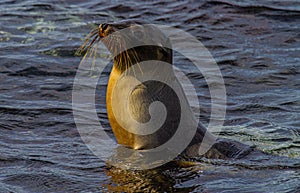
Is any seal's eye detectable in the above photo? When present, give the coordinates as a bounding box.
[102,23,109,31]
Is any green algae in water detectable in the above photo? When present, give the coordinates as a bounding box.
[0,31,11,42]
[21,18,56,35]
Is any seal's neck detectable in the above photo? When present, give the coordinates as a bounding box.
[112,45,172,73]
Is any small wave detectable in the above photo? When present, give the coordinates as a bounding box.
[9,66,75,77]
[207,0,300,12]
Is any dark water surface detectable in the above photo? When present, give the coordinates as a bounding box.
[1,0,300,192]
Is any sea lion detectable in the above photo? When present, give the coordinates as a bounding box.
[79,20,259,160]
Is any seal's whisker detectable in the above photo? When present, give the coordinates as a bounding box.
[85,35,99,54]
[105,35,111,50]
[91,41,98,72]
[111,36,121,70]
[125,51,131,76]
[116,37,125,74]
[76,29,98,55]
[79,45,93,68]
[77,35,98,56]
[132,49,143,75]
[88,42,95,59]
[79,50,88,66]
[120,40,129,76]
[125,52,129,76]
[83,30,98,44]
[120,35,132,76]
[108,35,116,57]
[86,45,95,73]
[126,49,136,78]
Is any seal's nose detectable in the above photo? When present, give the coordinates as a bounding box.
[98,23,110,37]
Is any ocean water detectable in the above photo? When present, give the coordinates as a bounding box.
[0,0,299,192]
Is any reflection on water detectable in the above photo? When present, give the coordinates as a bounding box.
[0,0,299,192]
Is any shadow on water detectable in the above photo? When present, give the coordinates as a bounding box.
[0,0,299,192]
[103,152,300,193]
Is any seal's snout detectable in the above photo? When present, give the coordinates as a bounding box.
[98,23,111,38]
